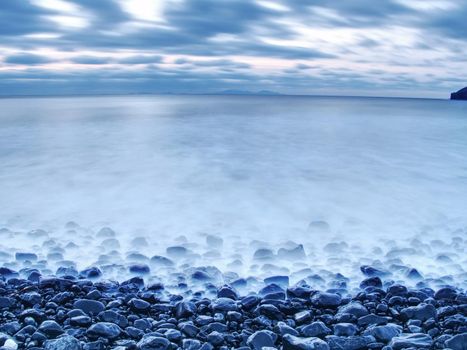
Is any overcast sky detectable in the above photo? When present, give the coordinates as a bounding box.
[0,0,466,97]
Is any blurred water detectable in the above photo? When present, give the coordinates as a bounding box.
[1,95,466,242]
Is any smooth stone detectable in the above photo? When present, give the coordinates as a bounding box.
[44,335,81,350]
[325,336,372,350]
[400,303,436,322]
[337,302,369,317]
[334,323,357,336]
[300,321,331,338]
[73,299,105,315]
[217,285,238,300]
[247,330,275,350]
[38,321,63,338]
[211,298,237,312]
[445,333,467,350]
[175,301,197,319]
[282,334,329,350]
[137,336,170,350]
[86,322,122,339]
[389,333,432,349]
[129,264,150,274]
[434,287,458,300]
[129,298,150,312]
[364,324,402,343]
[310,292,341,308]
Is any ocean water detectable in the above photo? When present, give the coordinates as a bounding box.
[0,95,466,288]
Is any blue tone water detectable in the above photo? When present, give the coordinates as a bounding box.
[1,95,466,242]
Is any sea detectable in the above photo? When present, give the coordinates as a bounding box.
[0,95,466,287]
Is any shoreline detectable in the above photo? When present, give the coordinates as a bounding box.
[0,270,465,349]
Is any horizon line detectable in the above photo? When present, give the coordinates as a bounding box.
[0,92,450,101]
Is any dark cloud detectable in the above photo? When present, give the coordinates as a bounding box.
[0,1,57,36]
[70,56,113,64]
[117,55,164,64]
[3,53,54,65]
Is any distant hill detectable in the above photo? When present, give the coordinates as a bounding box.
[451,86,467,100]
[217,89,282,96]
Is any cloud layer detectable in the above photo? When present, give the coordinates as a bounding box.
[0,0,466,97]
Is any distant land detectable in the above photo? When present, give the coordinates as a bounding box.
[216,89,282,96]
[450,86,467,100]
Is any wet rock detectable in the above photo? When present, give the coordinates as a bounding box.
[282,334,329,350]
[86,322,122,339]
[38,321,63,338]
[128,298,150,312]
[389,333,432,349]
[333,323,357,336]
[175,301,197,319]
[364,324,402,343]
[73,299,105,315]
[247,330,275,350]
[137,335,170,350]
[300,321,331,338]
[400,303,436,322]
[445,333,467,350]
[310,292,341,308]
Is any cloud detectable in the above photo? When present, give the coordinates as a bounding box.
[3,53,54,65]
[117,55,164,64]
[0,0,466,97]
[70,56,113,64]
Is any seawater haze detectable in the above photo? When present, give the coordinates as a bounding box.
[1,95,466,240]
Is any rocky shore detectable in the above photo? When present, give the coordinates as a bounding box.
[0,223,466,349]
[0,271,466,350]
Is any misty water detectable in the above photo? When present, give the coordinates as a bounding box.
[1,95,466,290]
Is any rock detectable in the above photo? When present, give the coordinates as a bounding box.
[337,302,368,317]
[86,322,122,339]
[15,252,38,261]
[360,277,382,289]
[300,321,331,338]
[389,333,432,349]
[360,265,390,277]
[0,297,14,309]
[137,336,170,350]
[325,336,372,350]
[364,324,402,343]
[247,330,275,350]
[128,298,150,312]
[207,331,224,346]
[38,321,64,338]
[73,299,105,315]
[445,333,467,350]
[129,264,150,274]
[2,339,18,350]
[400,303,436,322]
[98,310,128,328]
[175,301,197,319]
[310,292,341,308]
[434,287,458,300]
[333,323,357,336]
[211,298,237,312]
[44,335,81,350]
[20,292,41,306]
[282,334,329,350]
[451,86,467,100]
[217,285,238,300]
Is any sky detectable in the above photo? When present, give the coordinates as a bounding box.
[0,0,466,98]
